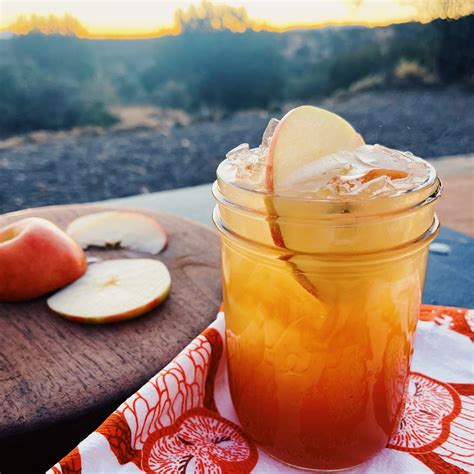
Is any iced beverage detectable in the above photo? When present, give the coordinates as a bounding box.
[213,106,441,470]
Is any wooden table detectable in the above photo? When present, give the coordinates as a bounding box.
[0,205,222,473]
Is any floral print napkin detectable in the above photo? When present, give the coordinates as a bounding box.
[49,304,473,474]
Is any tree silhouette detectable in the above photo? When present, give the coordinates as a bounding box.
[408,2,474,82]
[5,13,90,37]
[174,1,253,33]
[413,0,474,20]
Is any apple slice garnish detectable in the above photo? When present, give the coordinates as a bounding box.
[264,106,363,297]
[67,211,167,255]
[264,106,363,250]
[47,258,171,323]
[266,105,362,195]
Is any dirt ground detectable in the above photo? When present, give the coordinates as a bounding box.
[0,89,473,216]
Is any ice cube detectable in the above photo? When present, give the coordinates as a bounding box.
[222,121,433,198]
[223,142,265,186]
[261,118,280,148]
[226,143,251,162]
[282,154,352,192]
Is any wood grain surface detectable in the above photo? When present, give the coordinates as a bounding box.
[0,204,221,473]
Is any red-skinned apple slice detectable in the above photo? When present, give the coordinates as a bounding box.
[264,106,363,296]
[47,259,171,323]
[264,106,363,249]
[266,106,362,195]
[67,211,167,255]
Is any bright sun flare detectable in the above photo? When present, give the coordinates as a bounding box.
[0,0,471,38]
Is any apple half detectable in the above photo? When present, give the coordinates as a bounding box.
[0,217,87,302]
[67,211,167,255]
[47,258,171,323]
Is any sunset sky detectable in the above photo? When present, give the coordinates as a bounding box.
[1,0,472,38]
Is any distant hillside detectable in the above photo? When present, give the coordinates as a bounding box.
[81,16,474,102]
[0,32,15,40]
[0,14,473,136]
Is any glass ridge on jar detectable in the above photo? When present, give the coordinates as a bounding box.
[213,162,441,471]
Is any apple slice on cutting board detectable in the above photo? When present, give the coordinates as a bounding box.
[67,211,167,255]
[47,259,171,323]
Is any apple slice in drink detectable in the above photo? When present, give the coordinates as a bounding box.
[265,105,363,249]
[264,106,363,296]
[47,259,171,323]
[266,106,362,194]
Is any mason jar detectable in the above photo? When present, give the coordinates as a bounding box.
[212,160,441,471]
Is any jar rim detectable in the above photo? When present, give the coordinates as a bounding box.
[216,157,438,204]
[212,176,442,223]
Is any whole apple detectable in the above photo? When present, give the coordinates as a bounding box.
[0,217,87,302]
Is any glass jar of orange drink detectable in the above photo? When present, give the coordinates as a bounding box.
[213,106,441,470]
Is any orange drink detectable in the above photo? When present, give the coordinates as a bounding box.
[213,106,441,470]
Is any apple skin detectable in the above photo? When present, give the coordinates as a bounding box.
[264,106,364,249]
[53,286,170,324]
[0,217,87,302]
[263,106,364,297]
[265,106,363,194]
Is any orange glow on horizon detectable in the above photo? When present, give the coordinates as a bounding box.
[1,1,473,39]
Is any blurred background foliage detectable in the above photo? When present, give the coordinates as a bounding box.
[0,1,473,136]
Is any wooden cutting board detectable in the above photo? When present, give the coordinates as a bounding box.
[0,204,222,473]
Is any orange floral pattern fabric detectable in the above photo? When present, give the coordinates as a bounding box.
[49,305,473,474]
[142,407,258,473]
[388,373,473,472]
[420,305,474,341]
